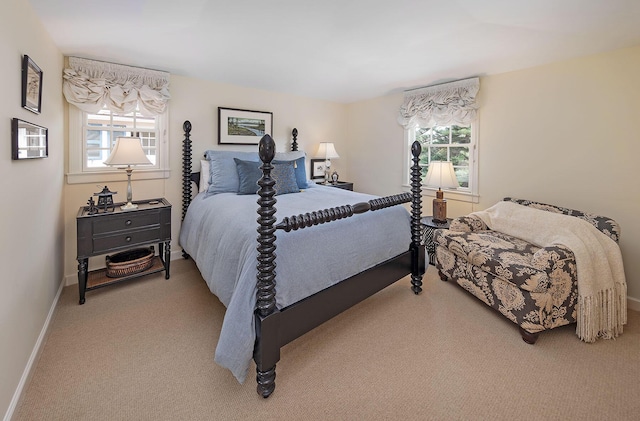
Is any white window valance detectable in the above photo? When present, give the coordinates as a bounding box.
[63,57,170,116]
[397,77,479,128]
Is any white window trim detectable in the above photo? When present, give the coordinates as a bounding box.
[402,122,479,204]
[66,105,170,184]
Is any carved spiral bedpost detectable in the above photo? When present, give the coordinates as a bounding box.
[181,121,193,259]
[255,134,278,398]
[291,128,298,151]
[410,140,423,294]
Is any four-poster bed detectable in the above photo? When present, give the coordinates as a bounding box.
[179,121,425,398]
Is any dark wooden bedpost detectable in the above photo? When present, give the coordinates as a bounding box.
[410,140,423,294]
[291,128,298,151]
[255,134,279,398]
[181,121,192,259]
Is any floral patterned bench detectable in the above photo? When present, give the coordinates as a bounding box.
[433,198,620,344]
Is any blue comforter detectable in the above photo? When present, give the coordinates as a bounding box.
[179,184,411,382]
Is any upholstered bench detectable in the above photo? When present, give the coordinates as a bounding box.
[433,198,621,344]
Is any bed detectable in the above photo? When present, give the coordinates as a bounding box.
[179,121,425,397]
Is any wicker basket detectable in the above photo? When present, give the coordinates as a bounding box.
[106,246,154,278]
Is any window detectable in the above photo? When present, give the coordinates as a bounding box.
[398,77,480,202]
[415,124,473,188]
[67,105,169,184]
[63,57,171,184]
[404,122,478,201]
[84,107,158,170]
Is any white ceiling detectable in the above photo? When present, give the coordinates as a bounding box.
[28,0,640,104]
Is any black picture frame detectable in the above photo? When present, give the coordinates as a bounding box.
[218,107,272,145]
[310,158,327,180]
[22,55,43,114]
[12,118,48,160]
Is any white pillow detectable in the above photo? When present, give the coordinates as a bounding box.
[199,159,210,193]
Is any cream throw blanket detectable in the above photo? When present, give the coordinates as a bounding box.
[471,201,627,342]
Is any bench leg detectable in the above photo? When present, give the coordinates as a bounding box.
[519,327,539,344]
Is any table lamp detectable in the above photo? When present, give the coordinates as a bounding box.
[104,136,152,210]
[315,142,339,184]
[424,161,459,223]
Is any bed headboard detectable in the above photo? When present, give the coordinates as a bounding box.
[180,121,301,223]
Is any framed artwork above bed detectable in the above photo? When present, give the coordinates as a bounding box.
[218,107,273,145]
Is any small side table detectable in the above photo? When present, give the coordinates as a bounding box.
[320,181,353,191]
[421,216,452,266]
[76,198,171,304]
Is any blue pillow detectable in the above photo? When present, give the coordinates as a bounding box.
[204,150,258,195]
[273,156,308,189]
[235,158,300,195]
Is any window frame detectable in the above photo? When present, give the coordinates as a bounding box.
[403,121,479,204]
[67,105,170,184]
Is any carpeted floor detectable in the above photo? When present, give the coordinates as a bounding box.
[13,258,640,420]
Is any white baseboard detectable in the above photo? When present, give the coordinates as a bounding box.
[3,278,65,421]
[628,295,640,312]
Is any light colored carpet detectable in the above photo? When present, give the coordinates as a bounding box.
[13,258,640,420]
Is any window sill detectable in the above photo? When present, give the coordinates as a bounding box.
[402,185,479,204]
[66,169,170,185]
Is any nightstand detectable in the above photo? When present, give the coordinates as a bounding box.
[421,216,452,266]
[76,198,171,304]
[320,181,353,191]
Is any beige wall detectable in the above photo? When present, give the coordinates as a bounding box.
[0,0,64,418]
[346,45,640,306]
[62,74,347,280]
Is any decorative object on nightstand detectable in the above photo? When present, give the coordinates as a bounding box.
[421,216,452,266]
[76,198,171,304]
[93,186,116,213]
[424,161,459,223]
[315,142,339,184]
[104,136,152,210]
[331,170,339,184]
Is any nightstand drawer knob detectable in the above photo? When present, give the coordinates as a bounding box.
[125,220,132,226]
[125,236,132,242]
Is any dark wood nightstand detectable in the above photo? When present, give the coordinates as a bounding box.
[421,216,452,266]
[76,198,171,304]
[320,181,353,191]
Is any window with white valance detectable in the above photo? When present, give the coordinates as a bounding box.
[400,78,480,202]
[63,57,170,116]
[398,77,479,128]
[64,57,171,184]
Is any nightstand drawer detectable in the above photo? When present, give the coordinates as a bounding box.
[93,227,161,254]
[93,210,160,234]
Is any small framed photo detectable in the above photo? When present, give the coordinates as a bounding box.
[310,159,326,180]
[22,55,43,114]
[12,118,48,160]
[218,107,272,145]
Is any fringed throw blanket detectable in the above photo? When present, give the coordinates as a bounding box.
[472,201,627,342]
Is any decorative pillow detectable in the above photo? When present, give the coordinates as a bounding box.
[273,156,308,189]
[199,159,210,193]
[204,150,259,195]
[235,158,300,195]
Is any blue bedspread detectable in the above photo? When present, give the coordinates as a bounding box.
[179,184,411,382]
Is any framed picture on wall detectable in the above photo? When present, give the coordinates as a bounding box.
[12,118,48,160]
[22,55,43,114]
[310,159,326,180]
[218,107,273,145]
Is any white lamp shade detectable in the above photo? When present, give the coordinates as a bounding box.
[315,142,339,159]
[424,161,459,189]
[104,137,152,166]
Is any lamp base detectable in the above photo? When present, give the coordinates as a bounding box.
[433,189,447,223]
[120,201,138,211]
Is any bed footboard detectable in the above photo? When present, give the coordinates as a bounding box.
[254,134,423,398]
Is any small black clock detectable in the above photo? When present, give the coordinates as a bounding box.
[331,171,339,184]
